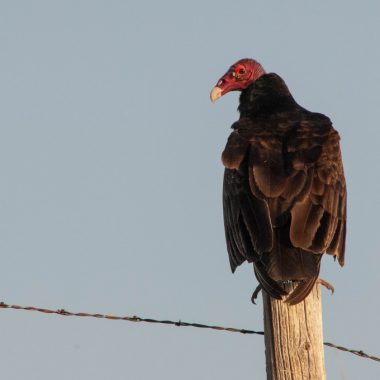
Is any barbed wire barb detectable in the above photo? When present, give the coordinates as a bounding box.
[0,301,378,363]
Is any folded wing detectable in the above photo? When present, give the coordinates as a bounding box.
[222,115,346,303]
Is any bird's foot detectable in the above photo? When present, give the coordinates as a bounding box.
[251,285,262,305]
[317,278,334,294]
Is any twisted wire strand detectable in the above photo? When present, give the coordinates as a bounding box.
[0,301,378,363]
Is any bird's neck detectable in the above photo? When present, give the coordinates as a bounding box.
[238,74,296,118]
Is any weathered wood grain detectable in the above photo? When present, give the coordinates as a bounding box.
[263,282,326,380]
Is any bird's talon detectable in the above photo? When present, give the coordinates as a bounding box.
[318,278,334,294]
[251,285,262,305]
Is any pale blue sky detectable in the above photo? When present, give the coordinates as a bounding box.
[0,1,379,379]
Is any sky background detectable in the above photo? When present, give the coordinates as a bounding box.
[0,1,379,379]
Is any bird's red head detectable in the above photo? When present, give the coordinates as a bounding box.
[210,58,266,102]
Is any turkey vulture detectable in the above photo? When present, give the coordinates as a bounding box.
[211,58,346,305]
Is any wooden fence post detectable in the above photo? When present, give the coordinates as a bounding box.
[262,282,326,380]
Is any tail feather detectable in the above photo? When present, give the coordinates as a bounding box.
[285,276,318,305]
[254,261,287,300]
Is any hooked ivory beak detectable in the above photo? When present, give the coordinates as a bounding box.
[210,87,222,102]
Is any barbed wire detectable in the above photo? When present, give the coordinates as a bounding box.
[0,301,379,363]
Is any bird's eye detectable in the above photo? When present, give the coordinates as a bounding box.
[238,68,246,75]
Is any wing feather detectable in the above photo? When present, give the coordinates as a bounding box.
[289,127,346,262]
[222,114,346,304]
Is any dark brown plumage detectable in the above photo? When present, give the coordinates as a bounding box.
[211,59,346,304]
